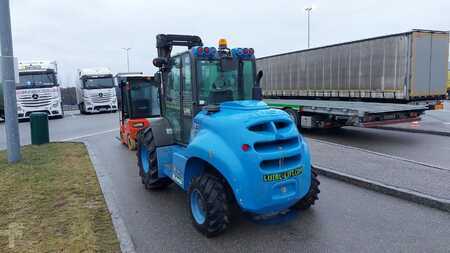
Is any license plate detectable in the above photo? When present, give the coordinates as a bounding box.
[263,167,303,182]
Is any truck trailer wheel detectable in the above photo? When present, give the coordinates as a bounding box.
[283,108,299,127]
[136,128,172,190]
[293,167,320,210]
[188,173,231,237]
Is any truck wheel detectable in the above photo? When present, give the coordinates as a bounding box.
[58,103,65,118]
[293,167,320,210]
[79,103,86,115]
[136,128,172,190]
[283,108,299,126]
[188,173,231,237]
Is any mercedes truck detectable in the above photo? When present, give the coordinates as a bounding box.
[16,60,64,119]
[77,67,118,114]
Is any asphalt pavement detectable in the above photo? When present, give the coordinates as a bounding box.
[84,131,450,253]
[0,111,119,150]
[303,125,450,169]
[1,110,449,252]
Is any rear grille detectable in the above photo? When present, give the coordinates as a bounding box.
[248,118,303,171]
[254,137,299,153]
[260,154,301,170]
[248,119,292,133]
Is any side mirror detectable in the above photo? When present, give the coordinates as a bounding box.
[256,70,263,85]
[153,57,168,68]
[252,70,263,100]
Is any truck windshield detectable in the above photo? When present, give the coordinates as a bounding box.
[83,77,114,89]
[129,79,160,118]
[17,72,57,89]
[197,59,254,105]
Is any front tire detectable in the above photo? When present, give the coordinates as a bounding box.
[188,173,231,237]
[127,135,136,150]
[293,167,320,210]
[79,103,86,115]
[136,128,172,190]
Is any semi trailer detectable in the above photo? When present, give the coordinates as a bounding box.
[136,35,319,237]
[16,61,64,119]
[77,67,118,114]
[257,30,448,129]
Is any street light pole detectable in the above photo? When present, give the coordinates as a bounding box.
[122,48,131,72]
[305,7,312,48]
[0,0,21,163]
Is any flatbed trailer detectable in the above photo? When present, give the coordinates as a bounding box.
[265,99,427,129]
[257,30,449,110]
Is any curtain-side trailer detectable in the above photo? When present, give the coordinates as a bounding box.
[257,30,447,129]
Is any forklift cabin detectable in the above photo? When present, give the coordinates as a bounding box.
[118,73,161,150]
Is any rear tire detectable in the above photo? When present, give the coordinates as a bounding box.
[188,173,231,237]
[136,128,172,190]
[293,167,320,210]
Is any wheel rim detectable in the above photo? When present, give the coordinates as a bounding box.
[140,145,150,173]
[191,189,206,225]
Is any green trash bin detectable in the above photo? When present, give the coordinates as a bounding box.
[30,112,49,145]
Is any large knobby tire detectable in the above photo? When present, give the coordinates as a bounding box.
[293,167,320,210]
[188,173,231,237]
[136,128,172,190]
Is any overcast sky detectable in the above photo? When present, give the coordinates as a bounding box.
[8,0,450,87]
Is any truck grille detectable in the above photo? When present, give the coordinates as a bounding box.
[89,91,114,103]
[18,94,56,108]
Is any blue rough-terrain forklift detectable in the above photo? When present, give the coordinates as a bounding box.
[136,34,320,237]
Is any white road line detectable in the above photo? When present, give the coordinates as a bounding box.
[60,128,119,141]
[307,137,450,172]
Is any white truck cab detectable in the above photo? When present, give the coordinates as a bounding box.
[77,67,118,114]
[17,60,64,119]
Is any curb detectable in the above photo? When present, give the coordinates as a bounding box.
[314,165,450,213]
[84,142,137,253]
[376,126,450,137]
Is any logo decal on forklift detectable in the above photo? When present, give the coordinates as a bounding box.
[263,167,303,182]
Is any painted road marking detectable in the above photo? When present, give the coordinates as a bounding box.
[60,128,119,141]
